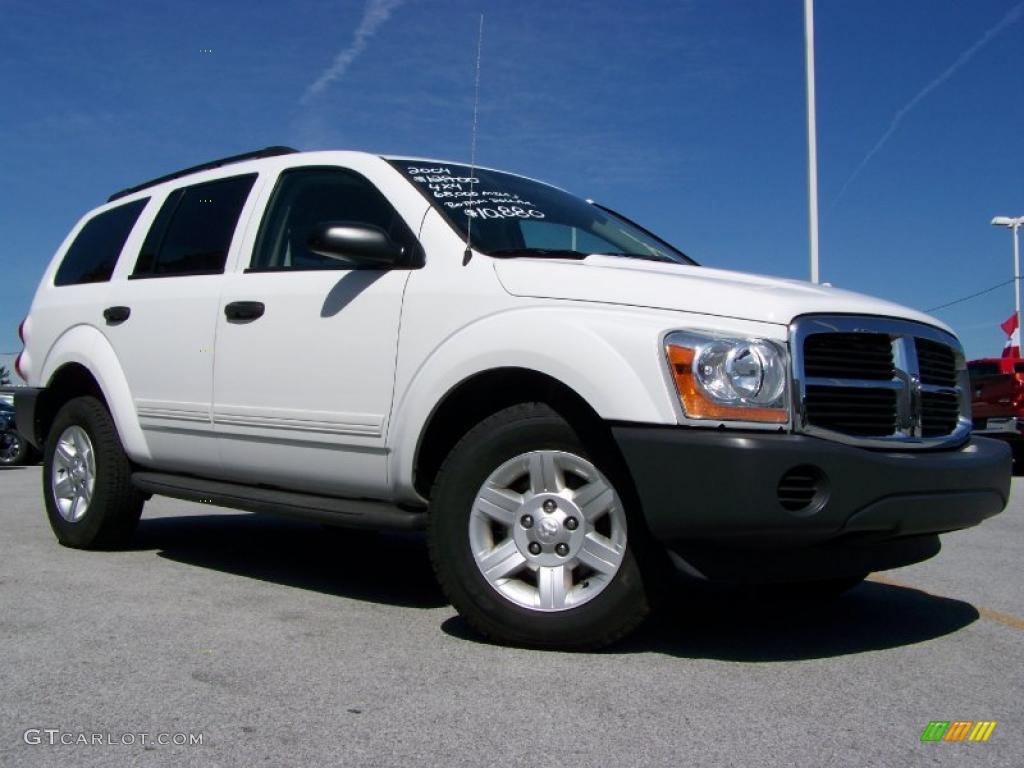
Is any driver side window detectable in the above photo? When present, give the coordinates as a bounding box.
[250,167,420,271]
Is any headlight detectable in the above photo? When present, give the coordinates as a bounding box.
[665,331,789,423]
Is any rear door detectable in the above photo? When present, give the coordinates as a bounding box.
[212,163,426,497]
[104,173,261,473]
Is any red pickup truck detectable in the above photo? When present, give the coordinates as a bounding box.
[969,357,1024,456]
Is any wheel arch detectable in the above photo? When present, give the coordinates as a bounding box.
[37,326,151,460]
[409,367,627,501]
[388,305,677,503]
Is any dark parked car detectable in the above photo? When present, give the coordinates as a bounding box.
[0,400,33,466]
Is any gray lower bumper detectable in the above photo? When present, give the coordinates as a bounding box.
[611,426,1010,581]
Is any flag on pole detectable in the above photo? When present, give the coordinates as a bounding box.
[1001,312,1020,358]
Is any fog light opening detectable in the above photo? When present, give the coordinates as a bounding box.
[777,465,829,515]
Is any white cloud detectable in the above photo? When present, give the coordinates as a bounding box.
[301,0,406,104]
[834,2,1024,205]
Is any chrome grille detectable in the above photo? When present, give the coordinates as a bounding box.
[804,386,898,436]
[921,391,960,437]
[791,315,970,449]
[804,332,894,380]
[915,338,957,387]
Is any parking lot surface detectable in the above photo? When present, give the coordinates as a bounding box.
[1,465,1020,767]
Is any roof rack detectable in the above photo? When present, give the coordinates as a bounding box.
[107,146,299,202]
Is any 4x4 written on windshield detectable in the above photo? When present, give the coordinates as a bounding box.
[401,165,546,221]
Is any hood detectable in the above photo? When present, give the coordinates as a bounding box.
[493,255,951,333]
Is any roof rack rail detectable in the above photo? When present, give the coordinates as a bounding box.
[107,146,299,202]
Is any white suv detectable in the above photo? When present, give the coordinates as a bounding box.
[12,147,1011,648]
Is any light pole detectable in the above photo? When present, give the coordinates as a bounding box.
[993,215,1024,347]
[804,0,820,284]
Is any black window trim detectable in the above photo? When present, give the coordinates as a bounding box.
[128,268,227,281]
[244,165,425,274]
[128,188,183,279]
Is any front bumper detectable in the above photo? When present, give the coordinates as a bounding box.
[612,426,1011,581]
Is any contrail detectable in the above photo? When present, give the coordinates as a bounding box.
[833,2,1024,205]
[301,0,405,104]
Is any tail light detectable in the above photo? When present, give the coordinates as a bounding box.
[14,318,26,380]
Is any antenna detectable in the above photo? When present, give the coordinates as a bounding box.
[463,13,484,266]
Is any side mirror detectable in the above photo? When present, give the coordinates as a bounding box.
[307,222,404,267]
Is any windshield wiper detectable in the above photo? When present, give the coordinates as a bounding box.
[486,248,679,264]
[592,252,675,264]
[486,248,590,260]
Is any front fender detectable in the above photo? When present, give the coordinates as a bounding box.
[387,305,682,501]
[41,324,151,462]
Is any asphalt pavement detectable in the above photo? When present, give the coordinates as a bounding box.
[0,465,1020,767]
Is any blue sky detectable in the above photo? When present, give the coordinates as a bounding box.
[1,0,1022,374]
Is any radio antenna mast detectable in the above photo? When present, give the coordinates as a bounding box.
[463,13,484,265]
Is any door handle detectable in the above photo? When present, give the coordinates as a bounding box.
[103,306,131,324]
[224,301,265,321]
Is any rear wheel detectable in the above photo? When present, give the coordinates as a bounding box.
[43,396,144,549]
[428,403,653,649]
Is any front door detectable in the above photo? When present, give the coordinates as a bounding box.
[212,165,423,497]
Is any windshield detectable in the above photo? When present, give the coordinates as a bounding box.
[387,160,695,265]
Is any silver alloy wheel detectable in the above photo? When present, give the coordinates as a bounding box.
[51,426,96,522]
[468,450,628,612]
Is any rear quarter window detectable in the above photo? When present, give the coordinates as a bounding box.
[54,198,149,286]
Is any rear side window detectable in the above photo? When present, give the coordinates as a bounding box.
[54,198,148,286]
[132,174,256,278]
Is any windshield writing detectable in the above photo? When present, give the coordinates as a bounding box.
[388,160,694,265]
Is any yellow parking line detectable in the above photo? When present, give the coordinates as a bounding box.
[867,574,1024,631]
[975,607,1024,632]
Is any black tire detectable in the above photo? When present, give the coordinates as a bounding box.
[0,429,29,466]
[428,402,654,650]
[43,396,144,549]
[27,445,43,465]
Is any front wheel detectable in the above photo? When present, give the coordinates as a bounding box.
[428,403,653,649]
